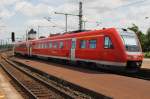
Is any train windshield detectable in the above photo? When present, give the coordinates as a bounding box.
[119,29,141,52]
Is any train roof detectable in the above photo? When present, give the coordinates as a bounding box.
[15,27,117,44]
[47,28,115,39]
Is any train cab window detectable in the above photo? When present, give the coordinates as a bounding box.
[80,40,86,48]
[104,36,113,49]
[49,42,52,48]
[59,42,64,49]
[89,40,97,48]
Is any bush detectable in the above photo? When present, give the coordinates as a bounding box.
[144,52,150,58]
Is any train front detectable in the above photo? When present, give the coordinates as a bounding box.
[118,29,143,70]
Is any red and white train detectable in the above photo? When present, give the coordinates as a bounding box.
[14,28,143,70]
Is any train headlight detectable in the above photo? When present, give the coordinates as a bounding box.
[127,55,134,59]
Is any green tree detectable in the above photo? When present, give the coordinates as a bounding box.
[145,28,150,51]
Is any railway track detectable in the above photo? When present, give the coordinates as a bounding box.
[0,56,111,99]
[0,57,66,99]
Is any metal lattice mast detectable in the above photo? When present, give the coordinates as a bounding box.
[79,1,83,31]
[54,1,83,32]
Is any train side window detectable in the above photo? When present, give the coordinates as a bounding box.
[42,43,44,48]
[36,43,38,48]
[89,40,97,48]
[59,42,63,49]
[45,43,47,48]
[45,43,46,48]
[40,43,42,48]
[42,43,45,48]
[39,44,41,48]
[43,43,45,48]
[72,41,76,49]
[54,42,58,48]
[49,42,52,48]
[38,43,40,48]
[80,40,86,48]
[104,36,113,49]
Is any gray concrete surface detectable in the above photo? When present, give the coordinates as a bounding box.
[0,69,23,99]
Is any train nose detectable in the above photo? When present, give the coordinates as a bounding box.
[127,55,143,61]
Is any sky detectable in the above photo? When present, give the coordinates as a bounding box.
[0,0,150,42]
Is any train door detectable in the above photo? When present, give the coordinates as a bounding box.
[102,36,116,62]
[70,38,76,60]
[29,46,32,56]
[27,42,32,56]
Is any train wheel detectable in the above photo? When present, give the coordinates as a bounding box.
[126,61,142,73]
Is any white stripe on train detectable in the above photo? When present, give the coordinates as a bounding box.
[16,51,126,67]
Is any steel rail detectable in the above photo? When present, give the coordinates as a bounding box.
[0,57,72,99]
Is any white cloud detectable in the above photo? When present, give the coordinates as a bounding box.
[27,19,51,26]
[0,6,14,18]
[26,18,66,36]
[0,0,20,18]
[77,0,150,32]
[27,0,150,33]
[55,3,78,13]
[0,0,21,6]
[27,18,65,30]
[1,0,150,40]
[15,1,54,16]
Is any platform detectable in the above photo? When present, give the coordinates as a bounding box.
[13,57,150,99]
[142,58,150,69]
[0,90,5,99]
[0,68,23,99]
